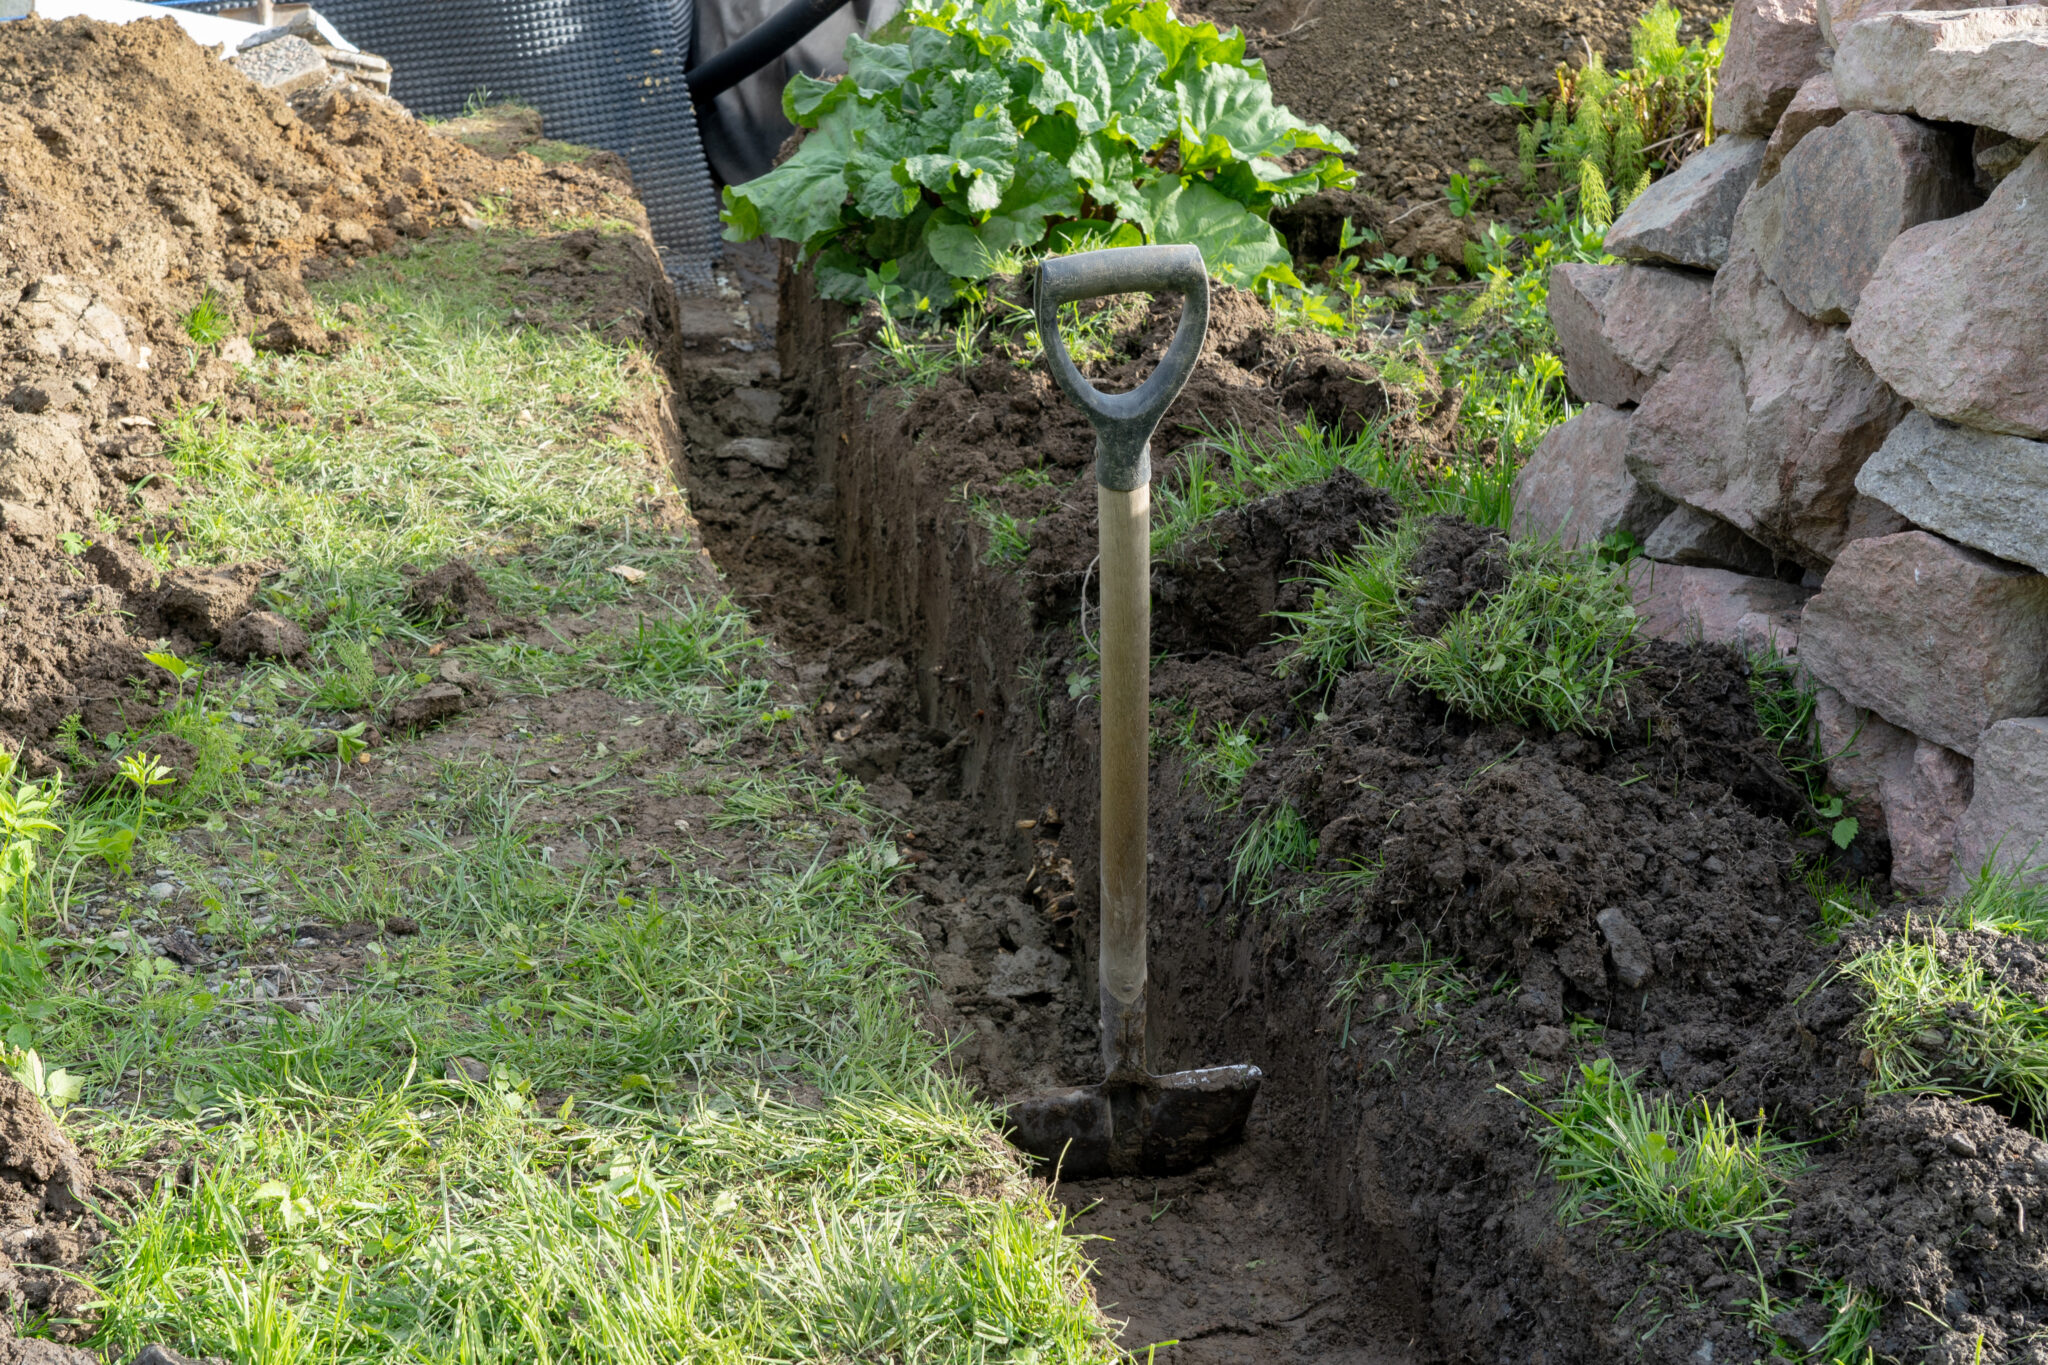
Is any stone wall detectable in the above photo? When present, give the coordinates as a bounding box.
[1511,1,2048,896]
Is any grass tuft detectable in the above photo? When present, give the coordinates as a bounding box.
[1514,1058,1801,1236]
[1279,520,1424,679]
[1230,801,1317,906]
[180,290,234,347]
[1849,931,2048,1126]
[1389,541,1638,734]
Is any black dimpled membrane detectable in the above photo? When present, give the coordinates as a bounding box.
[154,0,723,286]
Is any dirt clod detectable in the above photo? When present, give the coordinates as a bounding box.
[215,609,308,663]
[407,560,497,622]
[389,682,466,729]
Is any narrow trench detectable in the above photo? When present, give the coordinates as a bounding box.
[672,251,1431,1362]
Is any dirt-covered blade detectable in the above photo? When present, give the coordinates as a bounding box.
[1004,1064,1262,1180]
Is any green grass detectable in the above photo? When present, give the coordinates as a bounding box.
[1389,540,1639,735]
[1170,713,1260,810]
[1,226,1115,1362]
[181,289,234,347]
[1331,942,1475,1054]
[1749,648,1863,850]
[160,229,676,653]
[1513,1058,1801,1237]
[1943,856,2048,939]
[1849,932,2048,1127]
[1284,529,1639,735]
[1229,800,1316,907]
[1280,519,1423,679]
[962,489,1031,566]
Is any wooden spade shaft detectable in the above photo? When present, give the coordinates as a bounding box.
[1098,480,1150,1081]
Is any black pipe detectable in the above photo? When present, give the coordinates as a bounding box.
[684,0,857,104]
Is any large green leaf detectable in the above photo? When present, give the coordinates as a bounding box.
[723,101,884,247]
[925,149,1083,279]
[1138,177,1298,288]
[1174,63,1353,173]
[726,0,1341,304]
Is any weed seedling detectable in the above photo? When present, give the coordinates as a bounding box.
[180,289,233,347]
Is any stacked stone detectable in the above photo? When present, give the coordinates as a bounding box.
[1511,0,2048,896]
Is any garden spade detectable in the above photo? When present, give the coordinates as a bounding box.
[1004,246,1263,1180]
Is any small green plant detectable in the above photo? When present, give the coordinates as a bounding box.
[1513,1058,1801,1235]
[1176,714,1259,808]
[962,488,1030,565]
[1530,4,1727,205]
[1849,931,2048,1128]
[312,640,380,711]
[145,649,203,705]
[0,751,61,937]
[1280,520,1424,680]
[181,289,234,347]
[1749,647,1859,849]
[725,0,1353,307]
[6,1046,82,1111]
[1230,800,1316,905]
[1332,941,1476,1043]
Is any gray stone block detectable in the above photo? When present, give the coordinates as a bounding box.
[1760,111,1977,324]
[1835,5,2048,141]
[1717,0,1827,136]
[1850,142,2048,440]
[1643,503,1778,575]
[1510,404,1671,550]
[1951,716,2048,892]
[1605,136,1768,271]
[1855,410,2048,574]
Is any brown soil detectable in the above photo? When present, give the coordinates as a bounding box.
[0,15,654,769]
[0,1077,118,1346]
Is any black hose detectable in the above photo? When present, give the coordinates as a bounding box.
[684,0,857,104]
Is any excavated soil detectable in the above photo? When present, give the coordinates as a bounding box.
[1185,0,1727,203]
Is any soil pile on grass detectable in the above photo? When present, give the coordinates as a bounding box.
[0,16,660,768]
[0,1078,111,1344]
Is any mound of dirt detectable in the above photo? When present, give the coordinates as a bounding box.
[0,1077,110,1344]
[0,16,673,769]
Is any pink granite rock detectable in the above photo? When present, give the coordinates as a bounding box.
[1717,0,1827,135]
[1626,560,1813,649]
[1885,740,1975,895]
[1799,531,2048,755]
[1834,5,2048,140]
[1510,404,1672,549]
[1548,263,1714,408]
[1712,249,1910,563]
[1820,0,2010,46]
[1950,716,2048,893]
[1757,74,1846,185]
[1760,111,1976,324]
[1814,684,1913,830]
[1849,142,2048,439]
